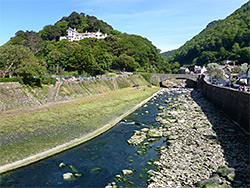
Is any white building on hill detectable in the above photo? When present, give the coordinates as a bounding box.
[60,28,107,41]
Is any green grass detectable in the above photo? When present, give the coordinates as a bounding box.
[0,86,159,166]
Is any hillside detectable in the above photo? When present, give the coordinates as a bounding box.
[166,2,250,67]
[2,11,167,79]
[161,49,177,58]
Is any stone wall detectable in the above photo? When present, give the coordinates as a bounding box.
[0,82,22,89]
[151,73,198,83]
[202,79,250,132]
[0,75,149,112]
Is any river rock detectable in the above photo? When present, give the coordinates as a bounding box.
[141,128,149,133]
[62,172,75,181]
[155,116,162,122]
[116,174,121,179]
[158,106,164,110]
[127,130,147,146]
[148,87,249,188]
[147,129,162,138]
[69,165,79,173]
[197,174,222,187]
[59,162,66,168]
[216,166,235,181]
[122,169,133,176]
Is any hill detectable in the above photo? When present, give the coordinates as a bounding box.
[2,11,168,80]
[166,2,250,67]
[161,49,177,58]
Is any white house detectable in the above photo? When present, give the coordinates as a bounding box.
[179,67,190,74]
[60,28,107,41]
[194,65,207,74]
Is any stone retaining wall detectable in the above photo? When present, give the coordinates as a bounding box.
[0,82,22,89]
[202,79,250,132]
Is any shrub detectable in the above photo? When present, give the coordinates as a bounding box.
[42,77,57,85]
[23,77,42,87]
[140,73,151,83]
[0,77,24,84]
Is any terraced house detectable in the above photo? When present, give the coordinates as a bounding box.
[60,27,107,41]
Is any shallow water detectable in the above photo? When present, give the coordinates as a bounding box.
[0,91,179,187]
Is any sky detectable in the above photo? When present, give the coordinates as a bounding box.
[0,0,248,52]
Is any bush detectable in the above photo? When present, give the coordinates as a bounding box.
[140,73,151,83]
[0,77,24,84]
[23,77,42,87]
[42,77,57,85]
[152,78,159,86]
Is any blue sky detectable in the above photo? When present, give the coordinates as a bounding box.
[0,0,248,52]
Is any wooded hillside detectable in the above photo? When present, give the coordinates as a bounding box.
[2,11,168,80]
[165,2,250,67]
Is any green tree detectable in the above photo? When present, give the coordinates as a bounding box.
[118,54,139,72]
[240,63,249,73]
[93,48,113,75]
[69,45,95,75]
[40,25,61,41]
[16,61,47,80]
[0,45,34,77]
[46,49,67,71]
[207,63,223,80]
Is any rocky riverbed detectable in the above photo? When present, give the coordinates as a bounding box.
[145,87,249,188]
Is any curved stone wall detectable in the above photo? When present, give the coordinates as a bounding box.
[202,79,250,132]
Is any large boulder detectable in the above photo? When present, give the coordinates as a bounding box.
[62,172,75,181]
[122,169,133,176]
[127,131,147,146]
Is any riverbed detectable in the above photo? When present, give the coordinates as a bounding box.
[1,84,248,188]
[0,88,181,187]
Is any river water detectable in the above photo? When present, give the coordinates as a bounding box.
[0,90,180,187]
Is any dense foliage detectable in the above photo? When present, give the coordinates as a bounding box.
[166,2,250,67]
[3,11,174,78]
[1,2,249,82]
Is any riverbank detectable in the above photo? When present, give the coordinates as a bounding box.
[147,87,249,188]
[0,86,160,174]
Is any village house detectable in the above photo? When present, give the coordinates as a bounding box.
[194,65,207,74]
[179,67,190,74]
[222,60,233,65]
[60,28,107,41]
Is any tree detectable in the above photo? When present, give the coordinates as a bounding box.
[40,25,61,41]
[46,49,67,70]
[240,63,249,73]
[0,45,34,77]
[93,48,113,75]
[69,45,95,75]
[207,63,223,80]
[118,54,139,72]
[16,60,47,80]
[26,35,44,55]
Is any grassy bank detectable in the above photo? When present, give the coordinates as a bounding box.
[0,86,159,169]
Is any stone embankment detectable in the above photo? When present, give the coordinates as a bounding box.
[146,87,249,187]
[0,74,148,112]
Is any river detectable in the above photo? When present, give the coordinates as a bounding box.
[0,89,181,187]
